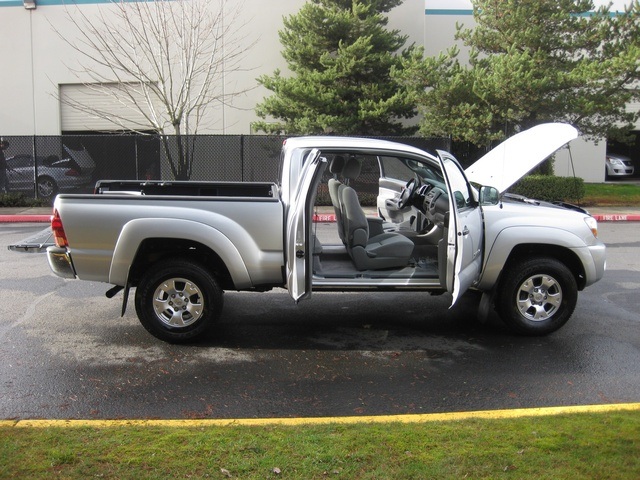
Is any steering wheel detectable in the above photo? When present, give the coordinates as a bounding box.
[397,176,421,209]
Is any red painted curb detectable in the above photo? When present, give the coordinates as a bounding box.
[1,213,639,224]
[0,215,51,223]
[592,214,640,222]
[313,213,337,223]
[312,213,640,223]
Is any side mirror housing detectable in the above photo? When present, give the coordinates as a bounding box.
[479,186,500,206]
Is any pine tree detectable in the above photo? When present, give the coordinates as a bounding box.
[254,0,417,135]
[397,0,640,146]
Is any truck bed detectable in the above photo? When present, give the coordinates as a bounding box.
[94,180,277,198]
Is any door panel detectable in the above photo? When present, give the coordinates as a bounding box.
[438,151,484,305]
[7,155,34,192]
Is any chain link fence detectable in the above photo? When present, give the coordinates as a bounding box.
[1,134,452,202]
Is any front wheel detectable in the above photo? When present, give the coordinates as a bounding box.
[134,259,223,343]
[496,257,577,336]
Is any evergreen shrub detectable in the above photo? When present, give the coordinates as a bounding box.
[509,175,584,203]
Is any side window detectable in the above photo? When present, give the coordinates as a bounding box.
[379,155,414,182]
[442,157,474,211]
[380,155,445,185]
[350,155,381,198]
[315,153,380,207]
[8,155,33,168]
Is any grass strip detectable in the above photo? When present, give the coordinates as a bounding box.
[1,410,639,479]
[583,182,640,206]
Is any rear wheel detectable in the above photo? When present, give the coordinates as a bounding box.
[37,176,58,199]
[134,259,223,343]
[496,257,577,336]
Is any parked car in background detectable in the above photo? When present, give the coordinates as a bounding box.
[605,153,635,179]
[6,146,96,199]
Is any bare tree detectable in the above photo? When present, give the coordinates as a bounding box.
[56,0,253,180]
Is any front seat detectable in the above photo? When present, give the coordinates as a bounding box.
[341,184,414,270]
[338,156,392,240]
[327,155,347,243]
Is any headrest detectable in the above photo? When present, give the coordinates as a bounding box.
[342,157,361,181]
[329,155,345,175]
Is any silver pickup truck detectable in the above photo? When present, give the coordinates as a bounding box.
[39,123,605,343]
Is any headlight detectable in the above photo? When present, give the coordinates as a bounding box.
[584,216,598,237]
[607,156,624,166]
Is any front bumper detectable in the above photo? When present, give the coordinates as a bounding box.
[584,242,607,287]
[46,246,77,279]
[608,168,635,176]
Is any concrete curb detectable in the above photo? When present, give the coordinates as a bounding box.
[2,402,639,428]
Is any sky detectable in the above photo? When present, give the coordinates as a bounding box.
[1,0,636,8]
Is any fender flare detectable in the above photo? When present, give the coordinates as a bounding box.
[108,218,251,288]
[478,225,587,291]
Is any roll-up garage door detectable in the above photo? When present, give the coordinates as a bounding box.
[60,83,159,132]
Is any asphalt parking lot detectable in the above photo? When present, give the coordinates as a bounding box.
[1,221,639,420]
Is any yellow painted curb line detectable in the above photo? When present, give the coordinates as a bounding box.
[4,403,640,428]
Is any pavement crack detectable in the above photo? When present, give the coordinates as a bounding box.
[0,291,56,341]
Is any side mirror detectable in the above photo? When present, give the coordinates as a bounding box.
[479,186,500,206]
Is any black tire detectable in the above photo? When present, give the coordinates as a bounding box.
[37,176,58,199]
[496,257,577,336]
[134,259,223,343]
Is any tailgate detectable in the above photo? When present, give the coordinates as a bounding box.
[7,227,54,253]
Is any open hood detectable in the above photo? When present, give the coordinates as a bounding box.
[464,123,578,193]
[64,145,96,172]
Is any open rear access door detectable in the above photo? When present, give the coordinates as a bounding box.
[285,150,327,302]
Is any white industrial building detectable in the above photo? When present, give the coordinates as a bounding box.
[0,0,637,181]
